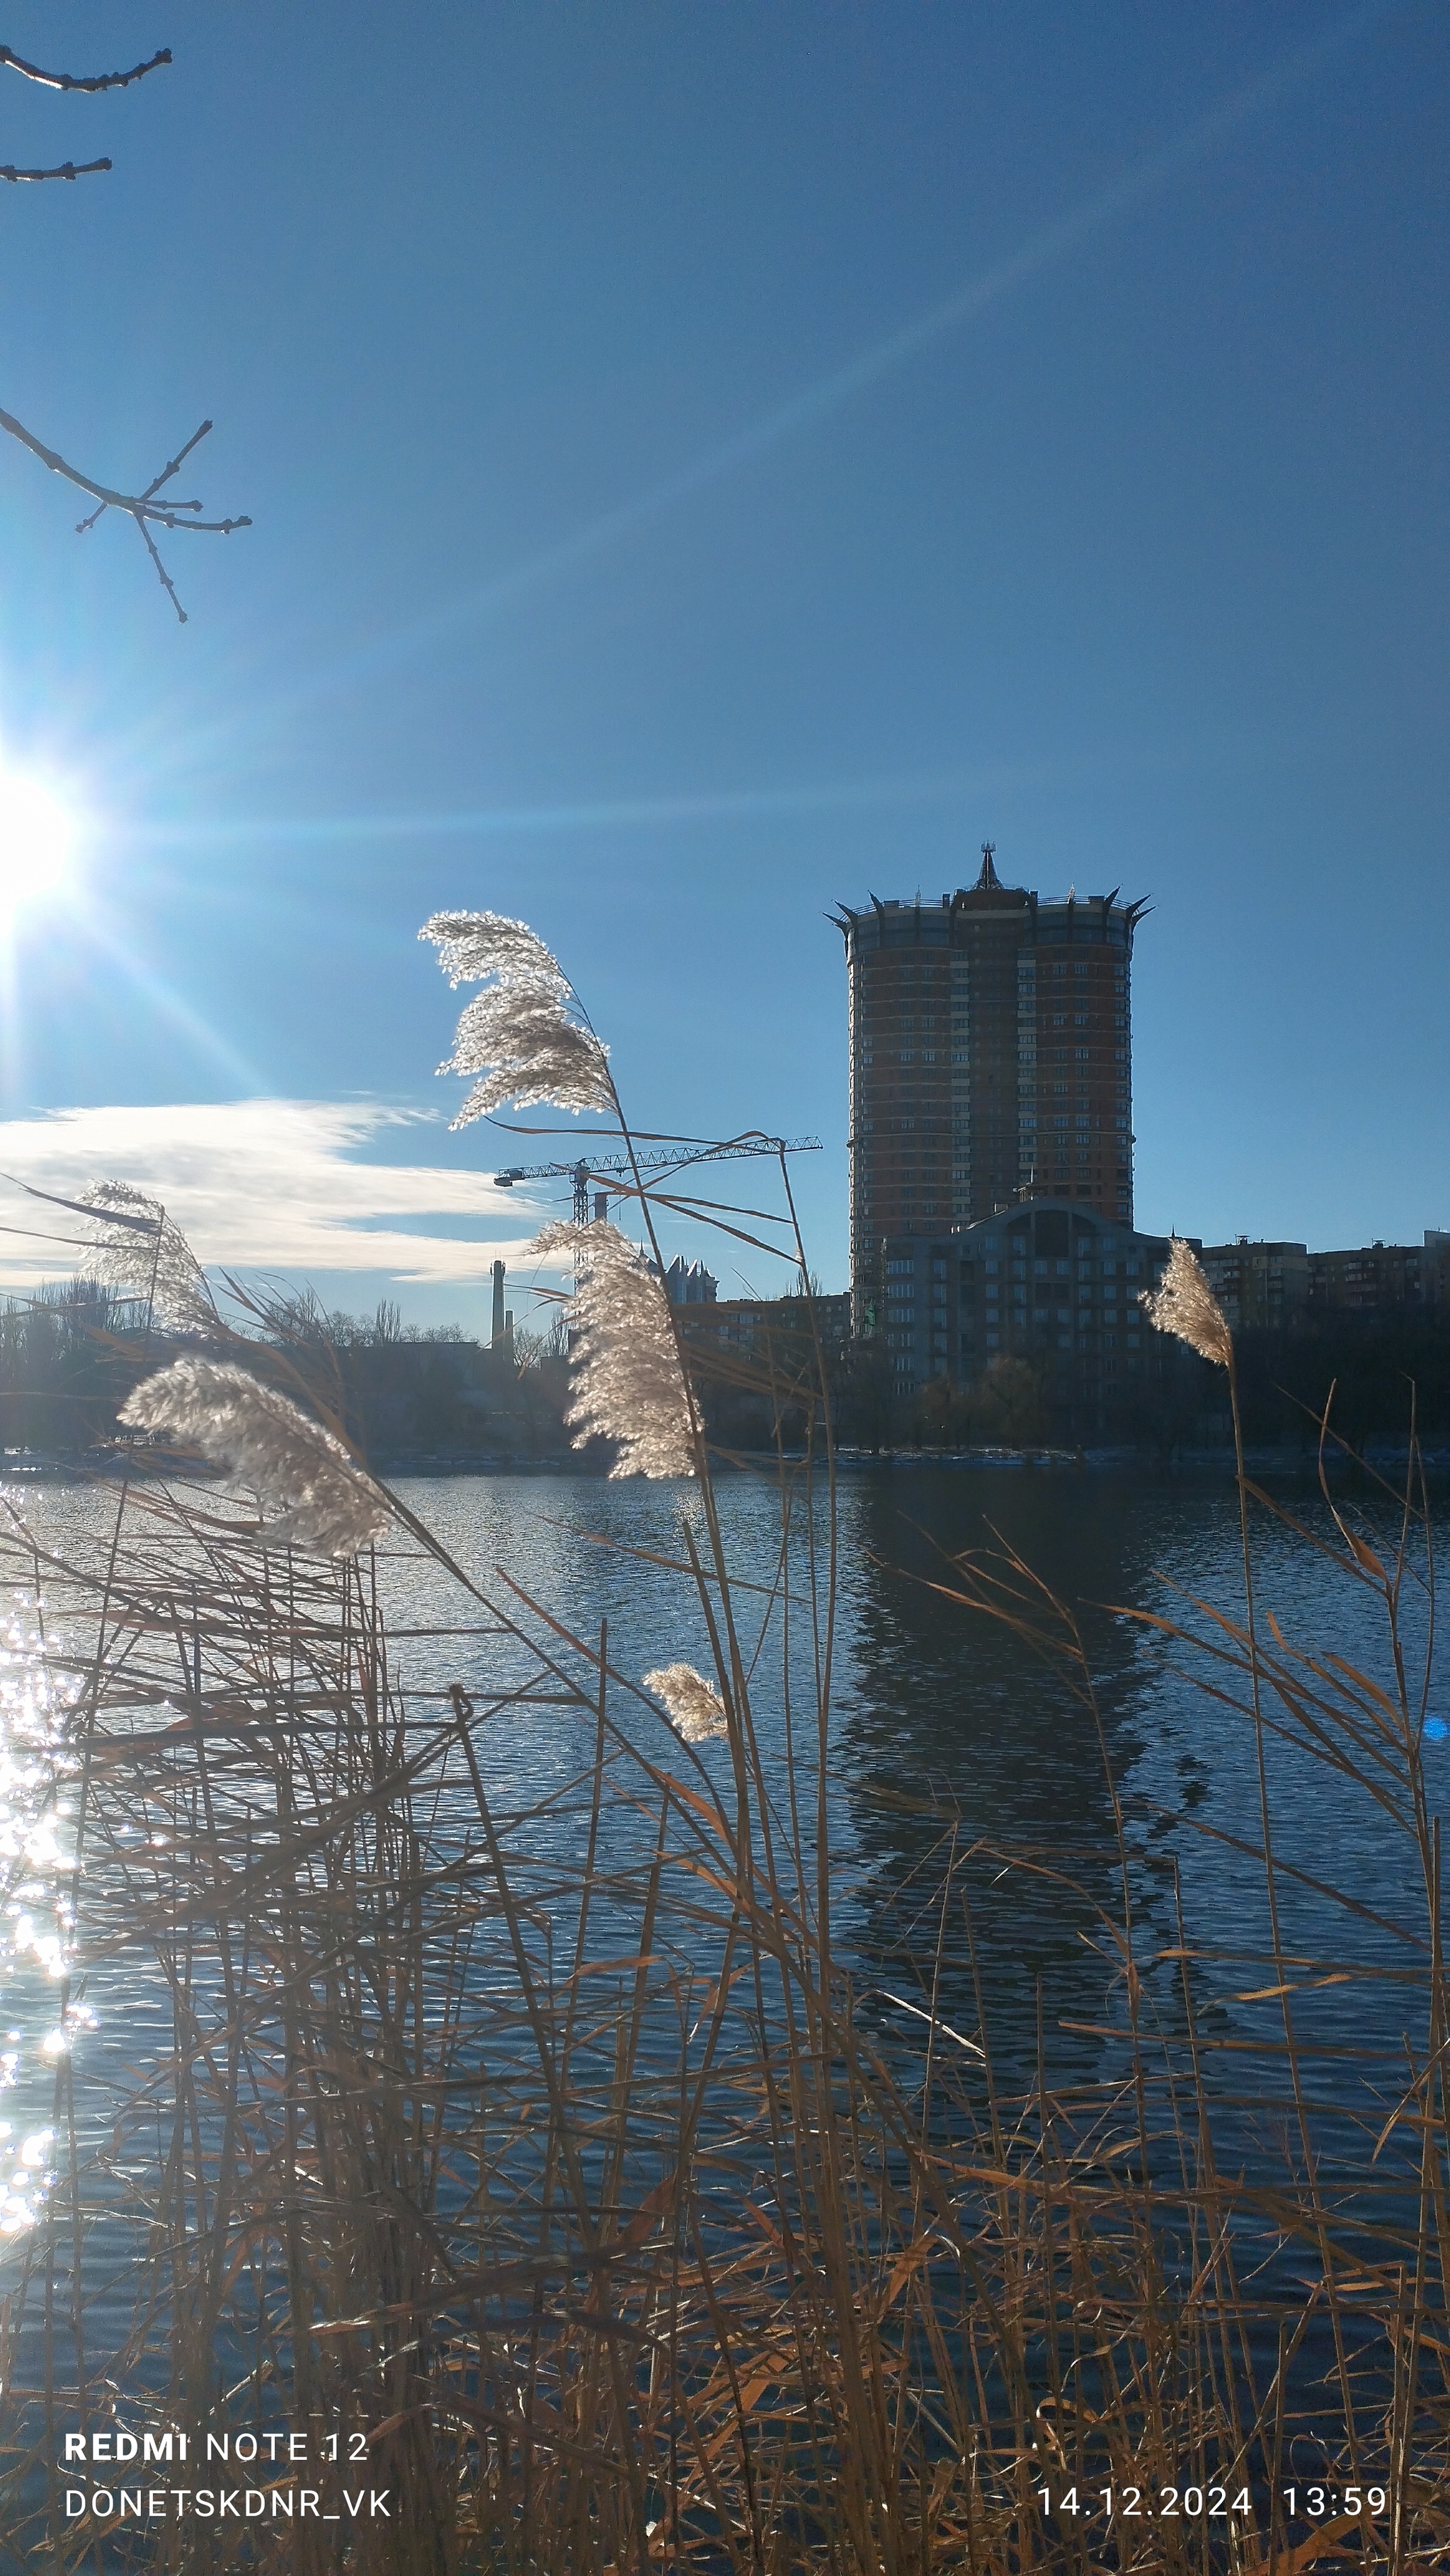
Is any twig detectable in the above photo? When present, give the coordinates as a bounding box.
[0,407,251,622]
[0,406,244,530]
[0,43,172,96]
[0,156,111,183]
[74,415,214,535]
[0,35,236,614]
[136,513,190,624]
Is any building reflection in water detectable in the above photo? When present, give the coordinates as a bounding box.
[833,1466,1206,2098]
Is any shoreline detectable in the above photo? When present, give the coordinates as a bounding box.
[6,1442,1448,1484]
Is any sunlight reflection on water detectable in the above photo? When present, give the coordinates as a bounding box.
[0,1556,87,2234]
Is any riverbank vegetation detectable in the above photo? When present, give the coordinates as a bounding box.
[5,1281,1449,1470]
[0,920,1443,2569]
[882,1321,1450,1459]
[0,1288,577,1469]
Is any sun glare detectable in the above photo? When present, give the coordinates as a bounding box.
[0,770,72,913]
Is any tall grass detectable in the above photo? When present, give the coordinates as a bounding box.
[0,1157,1443,2572]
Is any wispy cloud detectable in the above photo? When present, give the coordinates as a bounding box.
[0,1100,553,1290]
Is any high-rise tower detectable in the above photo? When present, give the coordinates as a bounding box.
[834,849,1146,1304]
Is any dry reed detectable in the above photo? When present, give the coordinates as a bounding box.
[419,910,615,1123]
[641,1663,730,1744]
[531,1218,699,1480]
[118,1356,389,1557]
[0,949,1441,2574]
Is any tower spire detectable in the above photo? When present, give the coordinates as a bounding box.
[975,840,1001,890]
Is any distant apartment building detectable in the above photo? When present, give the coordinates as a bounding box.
[834,847,1145,1313]
[1199,1240,1310,1332]
[1308,1240,1432,1313]
[872,1203,1189,1426]
[677,1292,852,1445]
[1181,1232,1449,1326]
[689,1292,852,1360]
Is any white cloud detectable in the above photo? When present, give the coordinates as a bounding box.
[0,1099,560,1289]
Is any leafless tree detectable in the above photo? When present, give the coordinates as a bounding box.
[1,33,249,620]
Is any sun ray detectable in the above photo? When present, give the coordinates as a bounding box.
[168,0,1384,750]
[79,918,263,1093]
[120,765,1015,853]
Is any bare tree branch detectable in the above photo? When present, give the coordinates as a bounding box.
[135,510,190,622]
[0,44,171,96]
[0,408,248,532]
[74,416,213,534]
[1,156,111,183]
[3,33,249,618]
[0,408,252,624]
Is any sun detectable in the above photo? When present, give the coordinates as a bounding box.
[0,769,72,914]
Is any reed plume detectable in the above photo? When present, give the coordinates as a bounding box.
[420,910,567,995]
[80,1180,217,1337]
[532,1218,696,1477]
[118,1356,389,1556]
[1140,1234,1234,1368]
[420,908,615,1121]
[642,1661,729,1742]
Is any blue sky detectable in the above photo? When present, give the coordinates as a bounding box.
[0,0,1445,1327]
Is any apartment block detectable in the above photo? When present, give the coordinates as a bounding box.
[835,847,1145,1314]
[690,1293,852,1360]
[1198,1240,1310,1331]
[869,1203,1189,1421]
[1308,1242,1429,1312]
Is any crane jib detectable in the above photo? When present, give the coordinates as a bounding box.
[489,1138,821,1188]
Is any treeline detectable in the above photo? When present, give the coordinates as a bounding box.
[0,1288,581,1468]
[6,1286,1443,1472]
[266,1293,578,1465]
[1224,1312,1450,1450]
[0,1284,135,1454]
[877,1312,1450,1456]
[1111,1313,1450,1455]
[0,1284,860,1469]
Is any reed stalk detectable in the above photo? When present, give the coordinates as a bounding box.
[0,1105,1439,2573]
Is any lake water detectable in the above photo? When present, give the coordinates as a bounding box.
[0,1460,1444,2160]
[0,1458,1443,2553]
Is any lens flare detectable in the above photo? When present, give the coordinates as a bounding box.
[0,772,72,912]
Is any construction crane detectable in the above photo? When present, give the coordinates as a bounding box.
[492,1135,821,1225]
